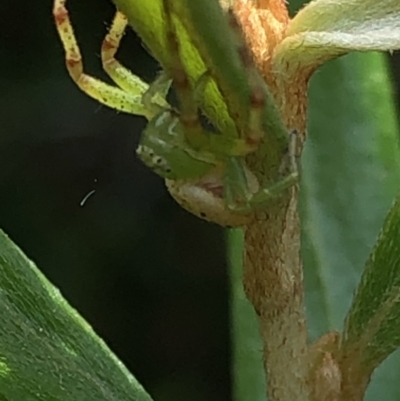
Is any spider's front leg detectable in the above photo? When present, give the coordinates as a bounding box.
[225,161,298,213]
[224,131,300,213]
[53,0,155,118]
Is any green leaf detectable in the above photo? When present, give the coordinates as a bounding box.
[340,193,400,381]
[301,52,400,401]
[0,229,153,401]
[301,51,400,338]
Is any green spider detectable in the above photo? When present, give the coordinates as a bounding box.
[52,0,297,227]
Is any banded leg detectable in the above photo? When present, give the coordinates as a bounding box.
[226,9,265,146]
[101,12,170,116]
[161,0,209,150]
[53,0,151,117]
[163,1,265,154]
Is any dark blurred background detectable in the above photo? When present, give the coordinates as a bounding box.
[0,1,399,401]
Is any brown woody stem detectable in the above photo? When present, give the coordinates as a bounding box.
[244,190,309,400]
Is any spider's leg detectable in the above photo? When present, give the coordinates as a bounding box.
[141,72,172,113]
[223,157,255,209]
[181,10,265,156]
[226,9,265,147]
[223,156,297,213]
[249,130,300,209]
[101,12,132,91]
[289,129,301,174]
[245,172,298,211]
[53,0,150,118]
[165,69,258,159]
[101,12,169,117]
[161,0,208,150]
[192,71,212,104]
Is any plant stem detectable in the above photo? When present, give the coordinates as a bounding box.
[243,190,309,400]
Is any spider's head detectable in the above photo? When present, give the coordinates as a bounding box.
[137,111,212,180]
[165,166,253,228]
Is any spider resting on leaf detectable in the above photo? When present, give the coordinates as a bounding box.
[52,0,298,227]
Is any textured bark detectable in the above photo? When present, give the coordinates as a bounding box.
[244,192,309,400]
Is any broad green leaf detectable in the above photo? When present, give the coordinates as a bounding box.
[228,229,265,401]
[340,193,400,385]
[0,229,152,401]
[301,51,400,338]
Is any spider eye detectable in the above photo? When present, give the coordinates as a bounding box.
[136,144,175,178]
[154,159,174,178]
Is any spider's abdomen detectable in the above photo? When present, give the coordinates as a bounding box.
[165,167,253,227]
